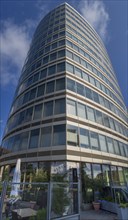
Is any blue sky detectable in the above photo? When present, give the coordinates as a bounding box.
[0,0,127,142]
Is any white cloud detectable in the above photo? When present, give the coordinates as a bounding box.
[0,20,31,87]
[0,1,49,88]
[79,0,109,41]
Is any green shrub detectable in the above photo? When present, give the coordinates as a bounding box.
[37,208,47,220]
[119,203,128,208]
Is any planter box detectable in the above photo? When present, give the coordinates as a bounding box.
[117,207,128,220]
[101,200,118,213]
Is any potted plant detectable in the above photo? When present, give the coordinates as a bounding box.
[117,203,128,220]
[91,178,104,211]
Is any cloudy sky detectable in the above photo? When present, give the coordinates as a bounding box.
[0,0,127,141]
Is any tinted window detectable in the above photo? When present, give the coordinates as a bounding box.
[29,129,40,148]
[54,98,65,114]
[37,84,45,97]
[43,101,53,117]
[46,81,54,94]
[40,126,52,147]
[53,124,66,146]
[48,65,56,76]
[56,78,65,91]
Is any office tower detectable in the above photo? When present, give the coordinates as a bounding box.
[1,3,127,202]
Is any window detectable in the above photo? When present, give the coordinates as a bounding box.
[77,103,86,118]
[99,134,108,152]
[89,76,95,86]
[66,40,72,47]
[59,39,65,46]
[101,84,106,93]
[56,78,65,91]
[48,65,56,76]
[46,81,54,94]
[73,44,79,51]
[124,144,128,157]
[29,88,37,101]
[50,52,57,61]
[52,42,57,49]
[13,134,20,151]
[85,87,92,100]
[57,62,65,72]
[79,48,84,56]
[53,124,66,146]
[95,110,103,125]
[76,82,85,96]
[67,125,78,146]
[45,45,50,53]
[67,99,76,115]
[43,56,49,64]
[119,142,126,157]
[31,64,35,72]
[43,101,53,117]
[107,137,114,154]
[33,104,43,120]
[80,128,90,148]
[40,68,47,79]
[90,132,99,150]
[67,78,76,92]
[66,50,73,59]
[58,49,65,58]
[59,31,65,36]
[33,72,39,83]
[93,91,99,103]
[96,80,101,89]
[66,62,74,73]
[92,164,102,179]
[118,167,125,185]
[25,107,33,122]
[47,37,51,43]
[103,114,110,128]
[40,126,52,147]
[37,84,45,97]
[8,136,14,151]
[115,121,120,133]
[29,129,40,148]
[18,110,26,124]
[54,98,65,114]
[23,92,30,104]
[113,140,120,155]
[87,63,92,72]
[53,34,58,40]
[104,99,110,109]
[20,132,29,151]
[74,54,80,63]
[54,27,59,32]
[87,106,95,122]
[27,76,33,87]
[109,118,115,130]
[83,72,89,82]
[102,164,111,185]
[99,96,105,107]
[111,166,119,183]
[81,59,87,68]
[75,67,82,78]
[36,60,41,69]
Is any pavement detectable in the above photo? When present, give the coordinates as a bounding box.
[80,210,117,220]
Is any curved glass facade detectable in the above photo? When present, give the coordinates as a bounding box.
[0,3,127,187]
